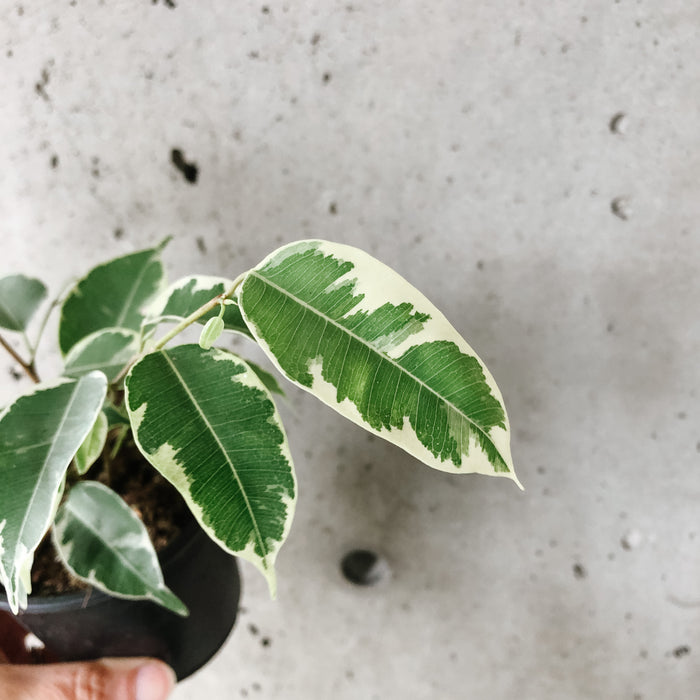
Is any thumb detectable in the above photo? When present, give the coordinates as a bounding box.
[0,657,176,700]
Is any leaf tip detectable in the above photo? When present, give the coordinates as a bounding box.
[156,236,173,252]
[511,471,525,491]
[161,588,190,617]
[265,566,278,600]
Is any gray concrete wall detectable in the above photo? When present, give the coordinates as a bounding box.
[1,2,699,698]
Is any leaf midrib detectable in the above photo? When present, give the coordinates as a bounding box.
[248,270,507,469]
[12,380,84,575]
[61,495,168,596]
[114,253,156,328]
[159,350,269,566]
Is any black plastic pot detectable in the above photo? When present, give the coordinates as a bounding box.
[0,520,240,681]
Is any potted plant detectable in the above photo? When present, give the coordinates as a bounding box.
[0,238,519,679]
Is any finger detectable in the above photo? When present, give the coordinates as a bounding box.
[0,657,176,700]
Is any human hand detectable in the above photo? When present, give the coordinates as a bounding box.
[0,611,175,700]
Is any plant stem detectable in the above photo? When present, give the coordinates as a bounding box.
[151,274,245,352]
[111,274,246,386]
[0,333,40,383]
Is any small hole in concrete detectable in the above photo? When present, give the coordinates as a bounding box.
[341,549,388,586]
[611,196,631,220]
[609,111,628,134]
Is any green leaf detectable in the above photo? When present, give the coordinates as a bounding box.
[0,372,108,613]
[124,344,296,595]
[59,243,168,355]
[143,275,251,338]
[0,275,47,332]
[53,481,187,616]
[239,240,518,484]
[63,329,140,383]
[247,361,286,398]
[74,411,108,475]
[103,401,129,428]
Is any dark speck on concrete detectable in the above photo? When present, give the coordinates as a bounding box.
[35,66,51,101]
[328,202,338,215]
[476,260,485,271]
[248,623,259,636]
[152,0,176,7]
[261,637,271,648]
[171,148,198,184]
[609,112,627,134]
[611,196,631,220]
[261,5,269,12]
[673,645,690,658]
[113,228,124,240]
[50,154,59,169]
[322,72,332,84]
[573,563,587,579]
[311,32,321,45]
[196,237,207,253]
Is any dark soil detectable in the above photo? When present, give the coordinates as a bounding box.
[30,438,190,597]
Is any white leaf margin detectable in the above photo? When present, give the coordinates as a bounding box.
[52,481,188,616]
[0,371,108,611]
[240,239,519,485]
[125,347,297,596]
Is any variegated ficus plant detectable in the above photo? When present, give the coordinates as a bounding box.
[0,239,519,618]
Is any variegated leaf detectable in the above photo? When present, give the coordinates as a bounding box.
[74,411,108,475]
[247,361,285,398]
[103,401,129,428]
[0,275,47,332]
[238,240,518,484]
[53,481,188,616]
[0,372,108,613]
[59,242,168,355]
[143,275,251,339]
[63,329,140,383]
[124,344,296,595]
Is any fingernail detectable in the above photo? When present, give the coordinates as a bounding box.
[136,661,176,700]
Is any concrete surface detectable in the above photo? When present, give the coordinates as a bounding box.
[1,1,699,698]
